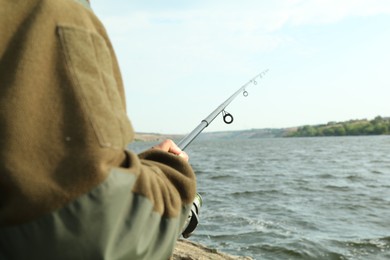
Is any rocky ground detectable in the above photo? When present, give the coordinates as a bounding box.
[172,239,253,260]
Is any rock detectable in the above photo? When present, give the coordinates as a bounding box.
[172,239,253,260]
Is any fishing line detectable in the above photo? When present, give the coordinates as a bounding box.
[178,69,269,150]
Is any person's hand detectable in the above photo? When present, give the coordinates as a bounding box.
[152,139,189,161]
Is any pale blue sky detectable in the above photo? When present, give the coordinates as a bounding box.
[91,0,390,134]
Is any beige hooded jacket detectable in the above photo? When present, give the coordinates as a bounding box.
[0,0,196,259]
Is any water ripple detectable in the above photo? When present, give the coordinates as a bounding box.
[132,136,390,259]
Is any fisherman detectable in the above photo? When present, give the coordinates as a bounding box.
[0,0,197,259]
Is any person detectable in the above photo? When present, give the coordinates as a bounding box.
[0,0,197,259]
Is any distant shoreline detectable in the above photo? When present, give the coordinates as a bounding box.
[287,116,390,137]
[134,133,184,142]
[134,116,390,140]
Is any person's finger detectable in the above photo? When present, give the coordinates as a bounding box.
[178,151,189,161]
[167,142,182,156]
[152,139,189,161]
[153,139,175,152]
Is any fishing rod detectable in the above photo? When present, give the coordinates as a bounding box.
[180,69,269,238]
[177,69,269,151]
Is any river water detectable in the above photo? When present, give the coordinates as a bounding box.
[129,136,390,259]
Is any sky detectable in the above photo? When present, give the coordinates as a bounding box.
[91,0,390,134]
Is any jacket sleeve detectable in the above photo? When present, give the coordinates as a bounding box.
[0,150,196,260]
[0,0,196,259]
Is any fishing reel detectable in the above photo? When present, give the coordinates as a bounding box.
[182,193,202,238]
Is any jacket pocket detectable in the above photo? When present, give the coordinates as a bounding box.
[57,25,131,149]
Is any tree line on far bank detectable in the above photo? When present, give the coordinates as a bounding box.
[287,116,390,137]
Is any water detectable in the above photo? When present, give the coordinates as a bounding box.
[129,136,390,259]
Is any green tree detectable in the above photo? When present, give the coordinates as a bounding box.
[363,123,375,135]
[323,127,335,136]
[286,116,390,137]
[334,125,346,136]
[301,125,317,136]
